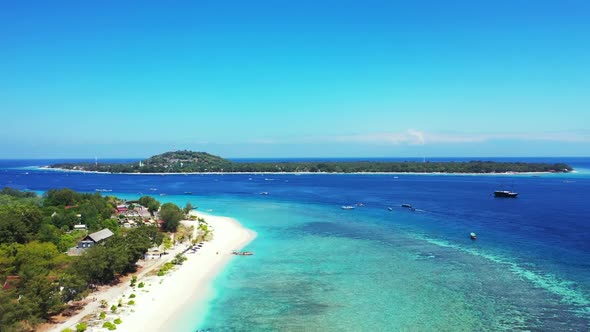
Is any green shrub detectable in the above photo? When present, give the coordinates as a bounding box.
[102,322,117,330]
[61,328,74,332]
[172,253,187,265]
[138,282,145,288]
[130,275,137,287]
[110,304,117,313]
[129,293,136,298]
[114,318,122,324]
[99,311,106,319]
[76,322,87,332]
[128,300,135,305]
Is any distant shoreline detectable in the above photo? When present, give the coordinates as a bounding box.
[37,165,569,176]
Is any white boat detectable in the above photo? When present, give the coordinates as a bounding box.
[341,206,355,210]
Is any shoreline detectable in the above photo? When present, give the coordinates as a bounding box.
[48,211,256,332]
[35,165,570,176]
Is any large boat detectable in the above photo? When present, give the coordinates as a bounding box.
[494,190,518,198]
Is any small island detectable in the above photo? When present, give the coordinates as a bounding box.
[48,151,573,174]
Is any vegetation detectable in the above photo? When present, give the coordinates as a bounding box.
[138,196,160,216]
[75,322,87,332]
[171,253,187,265]
[159,203,183,232]
[130,275,137,287]
[102,321,117,330]
[50,150,574,174]
[157,262,175,277]
[0,188,172,331]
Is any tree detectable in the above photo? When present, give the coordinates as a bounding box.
[183,202,194,215]
[138,196,160,216]
[159,203,183,232]
[161,236,172,253]
[44,189,80,207]
[0,204,43,244]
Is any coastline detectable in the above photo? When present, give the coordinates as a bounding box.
[49,211,256,332]
[36,165,569,176]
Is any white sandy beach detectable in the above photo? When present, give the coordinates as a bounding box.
[50,211,256,332]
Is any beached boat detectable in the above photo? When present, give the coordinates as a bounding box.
[341,205,355,210]
[494,190,518,198]
[232,251,254,256]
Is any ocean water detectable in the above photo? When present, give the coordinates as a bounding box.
[1,158,590,331]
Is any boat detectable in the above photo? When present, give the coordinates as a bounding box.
[232,251,254,256]
[184,191,193,195]
[494,190,518,198]
[401,203,413,208]
[356,203,365,207]
[387,207,393,211]
[259,192,269,195]
[470,232,477,240]
[341,205,355,210]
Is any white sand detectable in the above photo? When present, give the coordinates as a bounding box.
[50,212,256,332]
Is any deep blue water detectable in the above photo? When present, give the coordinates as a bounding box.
[1,158,590,330]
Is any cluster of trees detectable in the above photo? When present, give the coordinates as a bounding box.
[0,189,118,250]
[0,188,178,331]
[50,151,573,174]
[137,196,160,216]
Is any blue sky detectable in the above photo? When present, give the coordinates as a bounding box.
[1,1,588,158]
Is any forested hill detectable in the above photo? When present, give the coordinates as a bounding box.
[49,150,573,174]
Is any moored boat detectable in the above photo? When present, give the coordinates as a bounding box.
[470,232,477,240]
[341,205,355,210]
[401,203,413,208]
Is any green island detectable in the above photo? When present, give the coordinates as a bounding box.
[0,187,201,331]
[49,150,573,174]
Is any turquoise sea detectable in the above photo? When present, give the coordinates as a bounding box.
[1,158,590,331]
